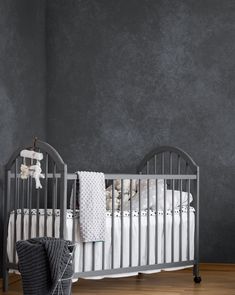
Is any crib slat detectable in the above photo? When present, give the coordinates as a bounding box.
[187,179,190,261]
[36,189,40,237]
[13,158,19,264]
[164,179,166,263]
[52,163,56,237]
[120,179,124,268]
[185,162,189,175]
[6,170,11,239]
[171,179,175,262]
[102,241,105,270]
[36,149,41,238]
[25,178,30,237]
[16,159,20,209]
[147,179,150,265]
[55,178,58,210]
[111,180,115,269]
[146,161,150,174]
[129,179,133,267]
[59,165,67,239]
[44,153,48,236]
[103,177,107,270]
[155,179,158,264]
[161,153,165,174]
[92,242,95,271]
[179,179,183,261]
[138,179,142,266]
[154,155,157,174]
[169,152,173,175]
[3,170,11,283]
[26,175,30,208]
[82,243,85,272]
[177,156,181,189]
[28,176,32,239]
[72,179,76,243]
[169,151,173,260]
[21,174,25,240]
[194,167,200,276]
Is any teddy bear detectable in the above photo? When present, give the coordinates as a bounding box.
[106,188,120,210]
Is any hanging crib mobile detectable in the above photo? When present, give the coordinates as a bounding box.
[19,139,45,189]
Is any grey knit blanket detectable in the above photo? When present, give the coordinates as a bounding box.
[16,237,74,295]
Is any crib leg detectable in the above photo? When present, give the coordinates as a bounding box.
[3,269,9,292]
[193,264,201,283]
[137,273,144,280]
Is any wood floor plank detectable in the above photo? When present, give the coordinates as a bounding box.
[1,264,235,294]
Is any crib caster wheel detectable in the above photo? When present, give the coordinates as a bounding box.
[194,276,201,283]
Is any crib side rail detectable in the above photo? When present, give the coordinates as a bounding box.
[70,171,198,279]
[69,146,199,279]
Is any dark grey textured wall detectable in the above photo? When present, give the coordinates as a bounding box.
[47,0,235,263]
[0,0,234,270]
[0,0,46,274]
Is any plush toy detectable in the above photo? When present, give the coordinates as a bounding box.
[106,189,119,210]
[106,195,120,210]
[29,161,45,189]
[105,191,137,210]
[122,191,137,202]
[20,149,44,189]
[115,179,138,193]
[106,186,119,198]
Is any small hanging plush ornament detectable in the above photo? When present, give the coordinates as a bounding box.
[20,149,44,189]
[20,164,30,179]
[29,161,45,189]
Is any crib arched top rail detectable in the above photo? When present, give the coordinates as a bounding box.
[137,146,198,175]
[5,140,66,172]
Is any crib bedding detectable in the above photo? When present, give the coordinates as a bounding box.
[7,207,194,279]
[105,181,193,211]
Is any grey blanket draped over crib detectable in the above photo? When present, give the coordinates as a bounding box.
[16,237,74,295]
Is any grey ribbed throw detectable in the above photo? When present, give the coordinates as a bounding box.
[16,237,74,295]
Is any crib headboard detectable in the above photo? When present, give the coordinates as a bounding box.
[5,140,66,172]
[137,146,198,175]
[4,139,68,239]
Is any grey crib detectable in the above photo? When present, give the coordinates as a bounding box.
[2,139,201,292]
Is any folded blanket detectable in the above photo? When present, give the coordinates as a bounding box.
[16,237,74,295]
[77,171,106,242]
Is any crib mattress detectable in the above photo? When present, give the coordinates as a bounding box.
[7,207,195,279]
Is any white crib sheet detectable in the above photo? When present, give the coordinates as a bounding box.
[7,208,195,279]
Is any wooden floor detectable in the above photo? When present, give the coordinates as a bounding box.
[1,264,235,295]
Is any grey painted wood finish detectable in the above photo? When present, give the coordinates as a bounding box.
[2,141,200,291]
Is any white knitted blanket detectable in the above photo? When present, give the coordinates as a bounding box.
[77,171,106,242]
